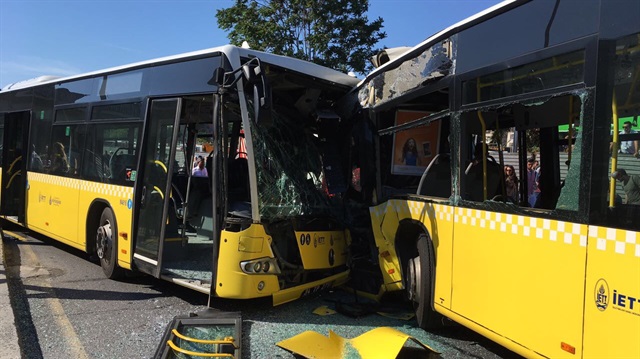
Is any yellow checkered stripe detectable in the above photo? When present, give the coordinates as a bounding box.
[386,199,640,258]
[28,172,133,199]
[373,199,589,246]
[589,225,640,258]
[370,200,455,222]
[452,207,588,247]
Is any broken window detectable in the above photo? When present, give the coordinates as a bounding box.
[250,109,341,221]
[358,39,453,109]
[458,93,583,213]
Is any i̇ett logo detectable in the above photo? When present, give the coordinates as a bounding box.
[595,278,609,311]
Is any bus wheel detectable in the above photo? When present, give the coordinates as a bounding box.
[96,208,124,279]
[406,233,442,329]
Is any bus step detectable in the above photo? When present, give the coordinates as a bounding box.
[153,309,242,359]
[0,229,30,242]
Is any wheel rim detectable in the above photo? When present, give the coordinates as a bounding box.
[96,220,113,261]
[406,256,422,304]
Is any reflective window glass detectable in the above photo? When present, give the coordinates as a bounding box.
[462,50,585,105]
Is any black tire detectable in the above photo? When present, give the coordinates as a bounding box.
[96,208,124,279]
[406,233,443,329]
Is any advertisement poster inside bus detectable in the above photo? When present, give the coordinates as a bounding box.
[391,110,439,176]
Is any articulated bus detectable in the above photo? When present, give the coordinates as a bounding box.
[339,0,640,358]
[0,45,358,305]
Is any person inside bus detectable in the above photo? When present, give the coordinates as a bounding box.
[30,144,43,172]
[611,168,640,205]
[526,157,540,206]
[192,156,208,177]
[50,142,70,175]
[504,165,519,203]
[610,121,640,158]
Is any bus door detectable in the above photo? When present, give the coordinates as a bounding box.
[0,111,29,224]
[133,98,182,277]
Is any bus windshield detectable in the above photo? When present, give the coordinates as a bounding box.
[252,111,339,220]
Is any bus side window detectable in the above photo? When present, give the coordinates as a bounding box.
[604,32,640,230]
[87,124,140,186]
[49,126,72,176]
[459,96,582,210]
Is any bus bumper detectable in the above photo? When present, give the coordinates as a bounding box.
[272,270,350,306]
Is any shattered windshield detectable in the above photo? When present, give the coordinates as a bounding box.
[250,109,339,221]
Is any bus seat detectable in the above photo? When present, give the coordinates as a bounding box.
[417,153,451,198]
[170,182,186,219]
[465,158,502,202]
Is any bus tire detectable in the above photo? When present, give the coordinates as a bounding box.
[96,208,124,279]
[407,233,442,329]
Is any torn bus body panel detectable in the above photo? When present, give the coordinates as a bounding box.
[358,39,454,109]
[276,326,440,359]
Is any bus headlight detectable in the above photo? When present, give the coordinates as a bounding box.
[240,257,281,274]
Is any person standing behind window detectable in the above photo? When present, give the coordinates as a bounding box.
[192,156,208,177]
[50,142,70,175]
[526,157,539,206]
[611,168,640,205]
[618,121,639,157]
[504,165,519,203]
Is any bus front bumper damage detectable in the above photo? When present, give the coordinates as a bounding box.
[272,270,350,306]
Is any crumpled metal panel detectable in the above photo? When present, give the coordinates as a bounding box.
[358,39,453,109]
[276,327,439,359]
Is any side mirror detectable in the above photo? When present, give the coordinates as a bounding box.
[252,77,272,126]
[241,60,271,126]
[215,58,273,125]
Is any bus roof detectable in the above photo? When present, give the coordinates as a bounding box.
[357,0,520,87]
[1,44,359,93]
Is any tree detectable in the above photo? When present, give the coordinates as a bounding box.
[215,0,386,74]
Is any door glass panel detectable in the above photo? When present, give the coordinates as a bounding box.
[1,111,28,221]
[135,99,180,261]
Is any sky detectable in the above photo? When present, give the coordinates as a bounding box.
[0,0,504,89]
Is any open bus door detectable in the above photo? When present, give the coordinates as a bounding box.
[133,99,182,276]
[0,111,29,224]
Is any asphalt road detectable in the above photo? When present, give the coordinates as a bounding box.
[2,229,523,359]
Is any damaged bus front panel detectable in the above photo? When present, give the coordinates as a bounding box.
[213,53,358,305]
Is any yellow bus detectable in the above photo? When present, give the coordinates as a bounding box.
[0,45,358,305]
[341,0,640,357]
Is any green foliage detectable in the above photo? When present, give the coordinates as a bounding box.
[216,0,386,74]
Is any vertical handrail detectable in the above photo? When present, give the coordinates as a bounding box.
[567,96,574,165]
[477,111,488,201]
[609,91,619,208]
